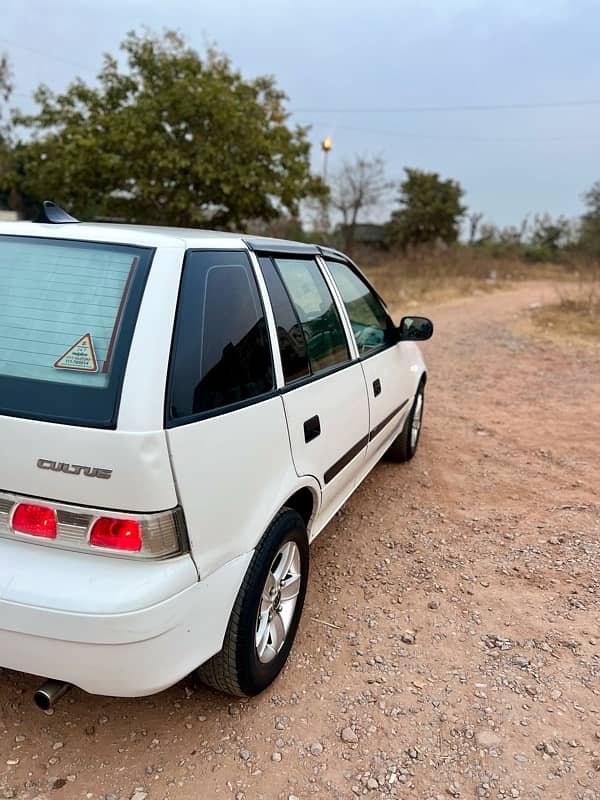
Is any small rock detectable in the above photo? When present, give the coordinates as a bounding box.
[239,749,251,761]
[310,742,323,756]
[341,727,359,744]
[271,752,282,762]
[542,741,558,757]
[52,742,64,751]
[367,778,379,790]
[401,630,416,645]
[130,793,147,800]
[550,689,562,701]
[428,600,440,610]
[512,656,529,669]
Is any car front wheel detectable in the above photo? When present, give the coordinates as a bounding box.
[386,382,425,463]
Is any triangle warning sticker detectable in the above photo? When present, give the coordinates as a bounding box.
[54,333,98,372]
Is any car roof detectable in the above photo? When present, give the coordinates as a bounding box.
[0,220,325,254]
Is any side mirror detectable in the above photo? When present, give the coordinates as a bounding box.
[398,316,434,341]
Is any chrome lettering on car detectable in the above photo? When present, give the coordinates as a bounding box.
[36,459,112,479]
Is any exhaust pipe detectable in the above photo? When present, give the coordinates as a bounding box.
[34,680,72,711]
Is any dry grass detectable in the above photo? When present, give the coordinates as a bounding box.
[531,277,600,341]
[358,246,569,308]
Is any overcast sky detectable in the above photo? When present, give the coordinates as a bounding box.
[3,0,600,228]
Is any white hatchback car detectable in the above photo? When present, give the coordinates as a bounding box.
[0,202,432,706]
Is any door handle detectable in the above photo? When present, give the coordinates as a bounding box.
[303,415,321,443]
[373,379,382,397]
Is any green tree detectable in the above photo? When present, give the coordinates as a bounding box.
[579,181,600,256]
[0,54,12,106]
[388,168,466,248]
[526,213,574,260]
[14,31,325,226]
[0,54,15,209]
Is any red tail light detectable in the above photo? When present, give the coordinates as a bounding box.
[90,517,143,552]
[12,504,57,538]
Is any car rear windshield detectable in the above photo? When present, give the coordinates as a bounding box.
[0,235,153,427]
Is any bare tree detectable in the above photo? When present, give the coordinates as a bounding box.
[467,211,483,244]
[330,155,392,251]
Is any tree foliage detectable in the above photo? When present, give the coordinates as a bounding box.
[388,168,466,248]
[13,31,325,226]
[330,154,392,251]
[0,54,15,208]
[579,180,600,256]
[0,54,12,107]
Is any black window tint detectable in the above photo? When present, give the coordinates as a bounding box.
[274,257,350,374]
[326,259,395,355]
[168,251,273,420]
[259,256,310,383]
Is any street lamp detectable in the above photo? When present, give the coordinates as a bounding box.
[321,136,333,181]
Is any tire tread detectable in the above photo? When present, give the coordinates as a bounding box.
[199,508,303,696]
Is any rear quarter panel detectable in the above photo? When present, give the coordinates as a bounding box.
[167,396,320,578]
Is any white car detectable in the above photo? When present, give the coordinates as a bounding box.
[0,202,432,706]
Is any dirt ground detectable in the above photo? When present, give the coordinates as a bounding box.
[1,281,599,800]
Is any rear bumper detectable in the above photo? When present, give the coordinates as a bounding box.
[0,551,253,696]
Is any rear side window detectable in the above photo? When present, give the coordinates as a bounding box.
[0,235,152,427]
[273,257,350,374]
[259,256,310,384]
[167,250,274,422]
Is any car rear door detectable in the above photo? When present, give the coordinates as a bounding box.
[322,256,414,461]
[258,254,369,527]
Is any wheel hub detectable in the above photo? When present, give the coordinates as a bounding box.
[255,541,302,664]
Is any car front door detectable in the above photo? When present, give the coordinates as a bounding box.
[258,255,370,529]
[322,256,414,461]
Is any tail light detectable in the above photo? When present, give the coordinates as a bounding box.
[90,518,143,552]
[0,492,186,560]
[12,503,57,539]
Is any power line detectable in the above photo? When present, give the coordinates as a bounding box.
[292,100,600,114]
[0,37,97,75]
[325,124,600,143]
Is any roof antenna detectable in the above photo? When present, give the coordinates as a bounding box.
[37,201,80,224]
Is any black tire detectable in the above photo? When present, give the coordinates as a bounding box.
[198,508,309,697]
[385,382,425,463]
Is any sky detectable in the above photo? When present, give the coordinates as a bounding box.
[3,0,600,228]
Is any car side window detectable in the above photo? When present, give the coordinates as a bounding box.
[325,259,396,356]
[168,251,274,421]
[259,257,310,383]
[273,257,350,375]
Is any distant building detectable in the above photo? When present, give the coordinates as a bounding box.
[0,209,18,222]
[339,223,388,249]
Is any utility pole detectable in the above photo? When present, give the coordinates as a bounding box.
[320,136,332,234]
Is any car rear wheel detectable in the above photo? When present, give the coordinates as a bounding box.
[385,382,425,463]
[198,508,309,696]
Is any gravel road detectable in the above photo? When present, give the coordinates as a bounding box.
[1,282,599,800]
